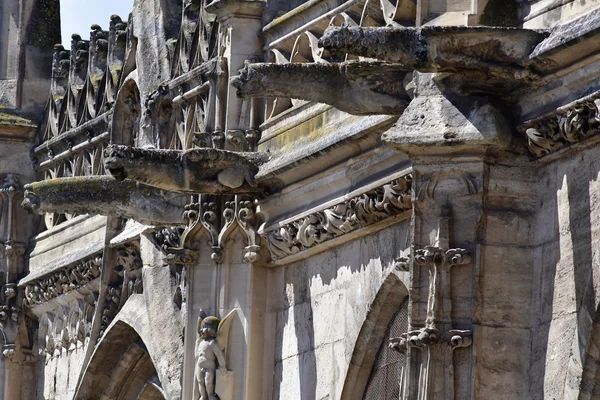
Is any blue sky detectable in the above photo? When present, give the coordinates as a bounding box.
[60,0,135,44]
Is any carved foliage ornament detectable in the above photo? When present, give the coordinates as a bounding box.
[38,295,96,359]
[520,91,600,157]
[115,242,143,301]
[267,175,412,260]
[24,255,102,306]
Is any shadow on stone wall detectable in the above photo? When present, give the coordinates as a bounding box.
[531,150,600,398]
[271,223,410,399]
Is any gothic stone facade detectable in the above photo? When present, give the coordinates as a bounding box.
[3,0,600,399]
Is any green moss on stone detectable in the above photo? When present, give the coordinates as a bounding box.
[0,108,37,128]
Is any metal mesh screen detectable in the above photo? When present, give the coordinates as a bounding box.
[362,298,409,400]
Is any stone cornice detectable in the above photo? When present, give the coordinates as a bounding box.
[263,174,412,264]
[519,89,600,158]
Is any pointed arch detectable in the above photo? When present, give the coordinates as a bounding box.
[75,294,183,399]
[111,70,141,147]
[340,267,409,400]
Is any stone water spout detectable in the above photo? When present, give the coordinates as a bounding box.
[21,176,188,226]
[319,26,550,94]
[231,61,410,115]
[104,145,272,194]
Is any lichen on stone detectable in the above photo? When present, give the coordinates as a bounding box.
[0,108,38,128]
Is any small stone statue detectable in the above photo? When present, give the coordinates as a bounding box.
[195,311,235,400]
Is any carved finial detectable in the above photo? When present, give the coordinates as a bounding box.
[110,14,122,23]
[91,24,102,31]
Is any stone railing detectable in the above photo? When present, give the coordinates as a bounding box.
[34,15,130,231]
[260,0,414,121]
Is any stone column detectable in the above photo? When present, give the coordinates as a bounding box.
[387,73,535,399]
[205,0,265,142]
[179,195,267,400]
[0,176,37,399]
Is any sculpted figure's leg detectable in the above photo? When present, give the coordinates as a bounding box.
[197,368,208,400]
[205,369,217,400]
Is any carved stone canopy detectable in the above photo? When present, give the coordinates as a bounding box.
[103,144,272,194]
[232,61,410,115]
[21,176,188,226]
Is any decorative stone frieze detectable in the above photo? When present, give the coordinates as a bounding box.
[266,175,412,261]
[23,254,102,307]
[519,90,600,157]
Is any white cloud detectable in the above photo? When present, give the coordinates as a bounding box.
[60,0,134,44]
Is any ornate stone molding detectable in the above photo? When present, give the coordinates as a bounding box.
[99,285,121,338]
[115,242,143,301]
[164,195,263,264]
[519,90,600,157]
[153,227,184,254]
[24,254,102,307]
[38,294,97,358]
[265,175,412,261]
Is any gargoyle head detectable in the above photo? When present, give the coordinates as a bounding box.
[21,190,41,214]
[231,63,263,99]
[103,144,133,180]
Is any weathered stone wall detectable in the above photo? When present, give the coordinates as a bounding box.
[529,144,600,399]
[521,0,600,29]
[266,221,410,399]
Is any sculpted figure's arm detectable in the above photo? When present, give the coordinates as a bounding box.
[210,340,227,371]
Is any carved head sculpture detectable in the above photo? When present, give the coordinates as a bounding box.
[198,316,220,339]
[21,190,41,214]
[3,284,17,301]
[0,305,9,322]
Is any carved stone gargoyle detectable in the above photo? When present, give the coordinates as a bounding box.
[318,26,550,95]
[21,176,188,226]
[232,61,410,115]
[104,144,272,194]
